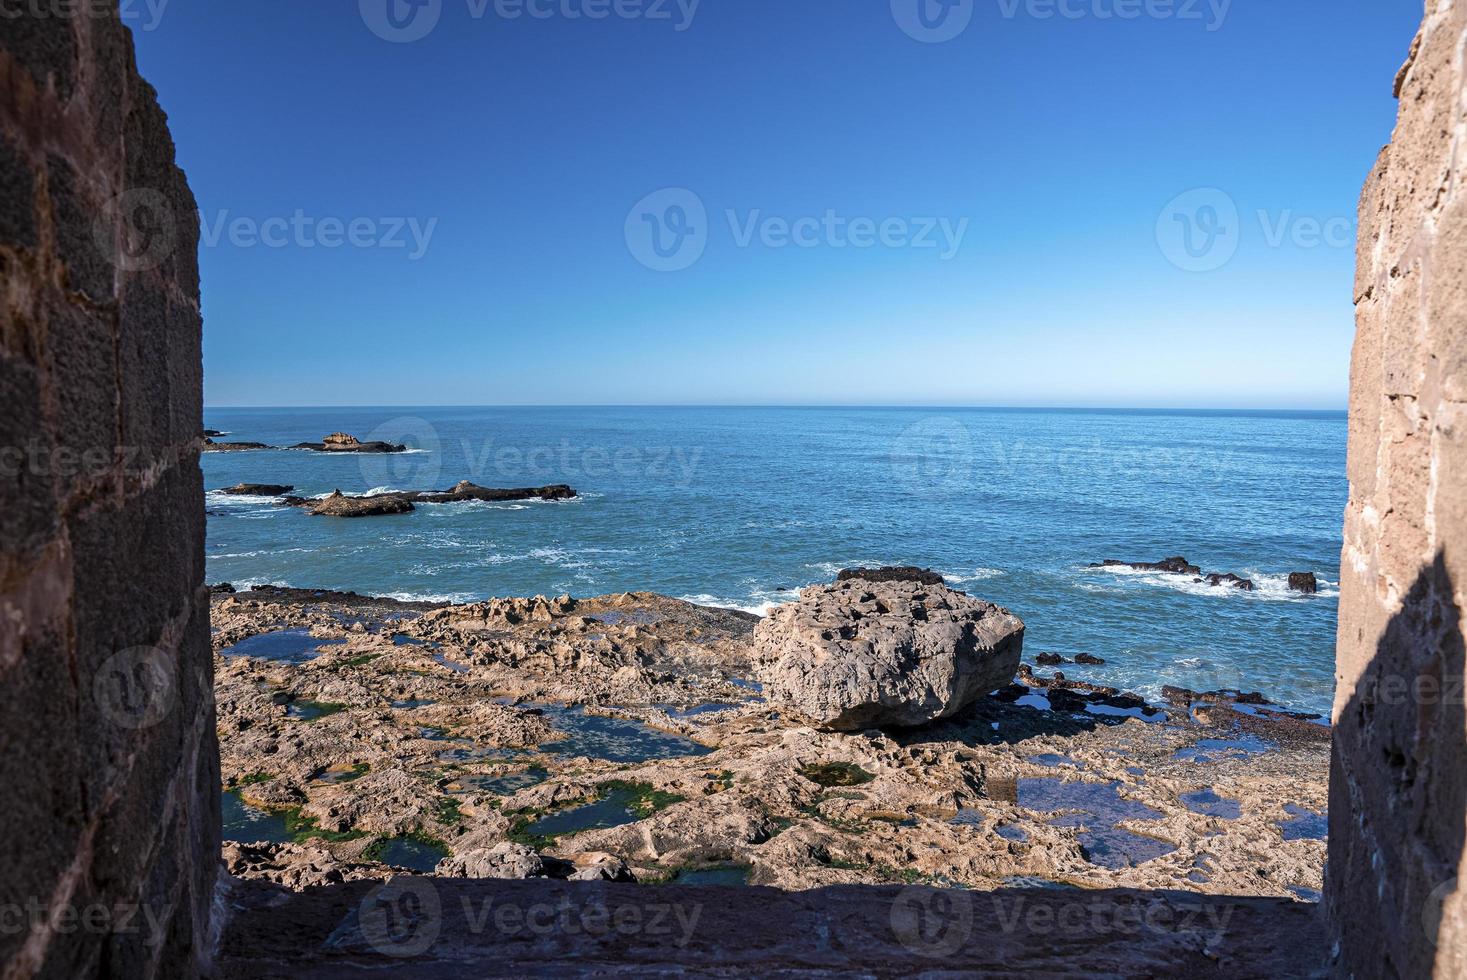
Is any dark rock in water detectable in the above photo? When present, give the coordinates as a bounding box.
[220,483,294,497]
[279,482,576,518]
[1163,686,1270,707]
[1036,652,1069,667]
[1288,572,1318,594]
[307,490,416,518]
[1074,653,1106,665]
[289,432,408,454]
[211,582,237,594]
[1092,556,1201,576]
[204,429,225,437]
[835,566,945,587]
[1203,572,1255,591]
[413,480,577,503]
[203,439,270,452]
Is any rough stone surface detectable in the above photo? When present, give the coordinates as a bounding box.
[0,8,214,979]
[1330,5,1467,977]
[754,579,1024,730]
[214,877,1329,978]
[835,566,945,587]
[436,843,546,880]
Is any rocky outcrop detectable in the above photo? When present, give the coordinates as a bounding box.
[280,482,576,518]
[1095,557,1258,591]
[220,483,295,496]
[753,579,1024,730]
[1330,5,1467,976]
[1287,572,1318,594]
[307,491,416,518]
[836,566,945,587]
[1094,556,1200,575]
[436,842,546,879]
[204,438,271,452]
[289,432,408,454]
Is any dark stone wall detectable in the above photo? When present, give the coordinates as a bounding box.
[0,6,215,979]
[1331,2,1467,976]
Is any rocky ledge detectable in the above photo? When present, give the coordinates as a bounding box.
[275,481,578,518]
[211,584,1328,901]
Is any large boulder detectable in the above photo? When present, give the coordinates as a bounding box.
[1288,572,1318,594]
[307,490,415,518]
[754,579,1023,731]
[436,842,545,879]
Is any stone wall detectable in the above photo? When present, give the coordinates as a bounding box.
[0,7,215,979]
[1331,2,1467,976]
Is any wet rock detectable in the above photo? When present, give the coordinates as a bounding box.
[204,429,225,437]
[1288,572,1318,594]
[220,483,295,496]
[1074,653,1106,665]
[306,490,416,518]
[437,842,546,879]
[1092,556,1201,575]
[1035,653,1069,667]
[835,566,945,587]
[1202,573,1255,591]
[754,579,1023,730]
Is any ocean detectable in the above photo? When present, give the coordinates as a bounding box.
[203,406,1346,715]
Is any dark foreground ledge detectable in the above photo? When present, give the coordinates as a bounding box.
[213,878,1326,978]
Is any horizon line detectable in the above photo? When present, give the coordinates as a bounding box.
[202,403,1349,413]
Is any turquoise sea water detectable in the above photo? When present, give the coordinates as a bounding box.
[203,407,1346,714]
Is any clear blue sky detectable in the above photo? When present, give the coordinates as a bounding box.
[129,0,1421,409]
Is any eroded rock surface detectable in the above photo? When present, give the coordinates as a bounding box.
[754,579,1023,730]
[212,587,1328,903]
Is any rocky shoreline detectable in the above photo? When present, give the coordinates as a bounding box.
[212,579,1328,901]
[204,430,411,454]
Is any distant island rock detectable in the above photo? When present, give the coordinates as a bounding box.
[218,484,295,496]
[288,432,409,454]
[280,481,577,518]
[202,438,270,452]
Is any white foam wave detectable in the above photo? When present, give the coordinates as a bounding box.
[942,567,1005,584]
[1084,564,1338,602]
[678,593,781,617]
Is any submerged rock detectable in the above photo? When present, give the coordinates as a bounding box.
[1202,572,1255,591]
[836,566,946,587]
[1288,572,1318,594]
[754,579,1023,730]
